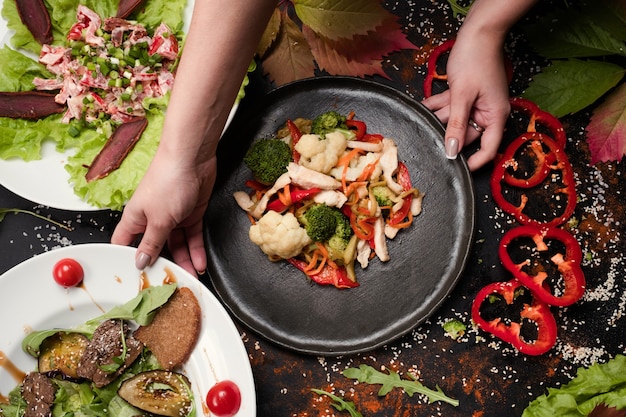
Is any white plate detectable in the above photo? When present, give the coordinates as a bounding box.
[0,243,256,416]
[0,1,236,211]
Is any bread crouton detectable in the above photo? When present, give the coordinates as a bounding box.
[134,287,201,370]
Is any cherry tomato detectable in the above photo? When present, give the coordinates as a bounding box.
[206,380,241,417]
[52,258,84,287]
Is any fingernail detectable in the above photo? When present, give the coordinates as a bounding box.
[445,137,459,159]
[136,252,151,270]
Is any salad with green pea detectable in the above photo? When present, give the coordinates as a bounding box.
[0,0,252,210]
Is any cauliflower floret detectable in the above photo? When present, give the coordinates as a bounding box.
[249,211,312,259]
[295,131,347,174]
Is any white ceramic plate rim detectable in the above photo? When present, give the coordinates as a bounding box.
[0,1,237,211]
[0,243,256,416]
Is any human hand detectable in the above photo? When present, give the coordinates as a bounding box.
[422,31,511,171]
[111,150,217,277]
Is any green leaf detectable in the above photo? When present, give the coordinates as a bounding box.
[580,0,626,42]
[293,0,388,41]
[523,9,626,59]
[311,389,363,417]
[522,59,626,117]
[342,364,459,406]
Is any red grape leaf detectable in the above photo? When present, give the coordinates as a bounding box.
[586,82,626,164]
[314,17,418,63]
[260,11,315,86]
[257,8,281,58]
[302,25,388,79]
[293,0,389,41]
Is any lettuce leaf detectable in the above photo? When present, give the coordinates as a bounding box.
[522,355,626,417]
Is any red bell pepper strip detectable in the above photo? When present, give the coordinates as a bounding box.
[362,133,384,143]
[388,162,414,226]
[499,225,585,307]
[287,258,359,289]
[509,97,567,149]
[499,132,557,189]
[266,187,322,212]
[490,134,576,228]
[287,119,303,163]
[471,279,557,355]
[346,119,366,140]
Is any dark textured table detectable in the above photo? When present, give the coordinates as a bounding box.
[1,1,625,416]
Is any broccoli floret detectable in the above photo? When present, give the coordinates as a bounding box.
[301,204,355,262]
[371,185,395,207]
[243,138,292,185]
[301,204,338,242]
[311,111,347,138]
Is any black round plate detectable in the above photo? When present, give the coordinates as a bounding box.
[204,77,474,356]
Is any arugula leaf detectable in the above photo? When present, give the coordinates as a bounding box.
[342,364,459,407]
[0,208,72,230]
[444,0,471,18]
[522,59,626,117]
[85,283,177,326]
[21,284,177,357]
[522,355,626,417]
[311,389,363,417]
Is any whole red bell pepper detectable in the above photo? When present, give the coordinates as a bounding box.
[499,225,585,307]
[287,258,359,289]
[490,134,576,228]
[471,279,557,355]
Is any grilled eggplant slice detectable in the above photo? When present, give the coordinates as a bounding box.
[118,370,193,417]
[38,332,89,379]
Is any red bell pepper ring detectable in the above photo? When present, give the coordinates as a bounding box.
[509,97,567,149]
[287,119,303,163]
[423,39,456,98]
[424,38,513,98]
[266,187,322,212]
[499,132,558,189]
[499,225,585,307]
[471,279,557,355]
[490,134,577,228]
[287,258,359,289]
[388,162,413,226]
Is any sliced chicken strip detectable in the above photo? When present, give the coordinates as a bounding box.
[379,138,404,194]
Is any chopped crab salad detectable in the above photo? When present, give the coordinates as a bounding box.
[0,0,252,210]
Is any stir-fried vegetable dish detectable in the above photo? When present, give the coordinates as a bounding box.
[233,111,424,289]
